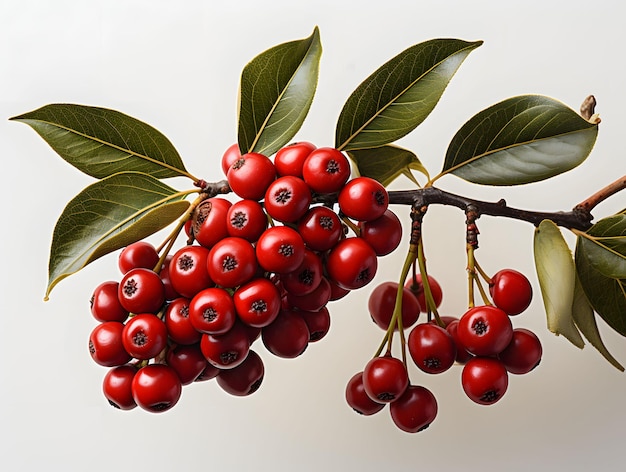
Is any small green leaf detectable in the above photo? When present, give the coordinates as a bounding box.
[335,39,482,152]
[347,145,428,187]
[46,172,190,299]
[571,275,624,371]
[238,27,322,157]
[575,214,626,336]
[440,95,598,185]
[534,220,584,347]
[11,104,189,180]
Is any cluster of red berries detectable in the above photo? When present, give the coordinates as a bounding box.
[88,141,404,413]
[347,268,541,433]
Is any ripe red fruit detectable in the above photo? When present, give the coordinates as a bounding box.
[285,276,332,312]
[193,197,232,249]
[326,238,378,290]
[300,306,331,342]
[159,255,179,301]
[405,274,443,313]
[232,277,281,328]
[461,357,509,405]
[216,350,265,396]
[226,199,268,242]
[390,385,438,433]
[445,319,474,364]
[345,371,385,416]
[297,206,343,252]
[90,281,129,323]
[489,268,533,315]
[221,143,241,176]
[407,323,456,374]
[256,225,306,274]
[200,321,250,369]
[457,305,513,356]
[169,245,214,298]
[264,176,311,223]
[281,249,323,296]
[302,147,351,194]
[189,287,236,335]
[102,364,137,410]
[338,177,388,222]
[498,328,542,374]
[118,241,159,274]
[368,281,420,331]
[207,237,258,288]
[358,209,402,256]
[118,268,165,314]
[122,313,168,360]
[164,297,201,345]
[274,141,316,178]
[261,309,309,358]
[131,364,182,413]
[362,355,409,403]
[166,343,208,385]
[227,152,276,201]
[89,322,131,367]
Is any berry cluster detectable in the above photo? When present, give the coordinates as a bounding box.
[88,142,403,413]
[348,268,541,433]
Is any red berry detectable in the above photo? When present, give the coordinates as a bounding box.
[405,274,443,313]
[256,225,305,274]
[233,277,281,328]
[264,176,311,223]
[131,364,182,413]
[118,268,165,314]
[274,141,316,178]
[89,322,131,367]
[166,343,208,385]
[159,255,180,301]
[362,355,408,403]
[407,323,456,374]
[200,321,250,369]
[261,309,309,358]
[461,357,509,405]
[90,281,128,323]
[457,305,513,356]
[302,147,351,194]
[226,199,268,242]
[102,364,137,410]
[445,319,474,364]
[326,238,377,290]
[207,237,258,288]
[221,143,241,176]
[216,350,265,396]
[285,276,331,312]
[122,313,168,360]
[338,177,388,222]
[358,209,402,256]
[300,306,331,342]
[498,328,542,374]
[368,281,421,331]
[297,206,343,252]
[390,385,438,433]
[281,249,323,296]
[193,197,232,249]
[227,152,276,201]
[189,287,236,335]
[489,269,533,315]
[345,371,385,416]
[169,245,214,299]
[164,297,201,345]
[118,241,159,274]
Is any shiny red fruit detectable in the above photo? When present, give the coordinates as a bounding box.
[217,350,265,396]
[498,328,542,374]
[338,177,388,222]
[457,305,513,356]
[274,141,316,178]
[326,238,377,290]
[345,371,385,416]
[358,210,402,256]
[390,385,438,433]
[461,357,508,405]
[131,364,182,413]
[368,281,420,331]
[489,268,533,315]
[407,323,456,374]
[405,274,443,313]
[102,364,137,410]
[227,152,276,201]
[118,241,159,274]
[362,355,408,403]
[302,147,351,194]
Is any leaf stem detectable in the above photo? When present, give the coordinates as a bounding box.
[574,174,626,214]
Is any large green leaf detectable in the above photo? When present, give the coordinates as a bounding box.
[45,172,190,299]
[11,104,189,179]
[347,145,428,187]
[439,95,598,185]
[238,27,322,157]
[534,220,584,347]
[335,38,482,152]
[571,275,624,371]
[575,214,626,336]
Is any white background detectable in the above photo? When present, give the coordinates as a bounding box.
[1,1,625,471]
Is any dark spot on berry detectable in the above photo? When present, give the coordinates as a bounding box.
[133,331,148,346]
[274,188,292,204]
[298,269,315,286]
[230,211,248,229]
[232,158,246,170]
[195,200,212,226]
[180,304,189,318]
[417,423,431,432]
[423,357,441,370]
[352,408,365,415]
[357,268,371,284]
[278,244,294,257]
[178,254,194,271]
[248,376,263,395]
[326,160,340,174]
[377,392,395,402]
[472,319,488,335]
[222,256,238,272]
[89,294,95,308]
[251,300,267,313]
[309,330,324,342]
[480,390,500,403]
[203,307,217,322]
[107,400,122,409]
[374,190,386,206]
[319,216,334,230]
[123,279,138,296]
[220,351,239,365]
[151,402,172,411]
[89,340,95,355]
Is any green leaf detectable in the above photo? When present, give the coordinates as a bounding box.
[575,215,626,336]
[10,104,189,180]
[238,27,322,157]
[335,38,482,152]
[571,275,624,371]
[45,172,190,299]
[534,220,584,347]
[440,95,598,185]
[347,145,428,187]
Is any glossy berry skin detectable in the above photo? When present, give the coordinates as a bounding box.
[300,306,331,342]
[261,309,309,359]
[297,206,343,252]
[358,210,402,256]
[302,147,351,194]
[408,323,456,374]
[264,176,311,223]
[164,298,201,345]
[118,268,165,314]
[285,276,332,312]
[461,357,509,405]
[490,269,533,315]
[193,197,232,249]
[118,241,159,274]
[122,313,168,360]
[274,141,316,178]
[390,385,438,433]
[217,350,265,396]
[90,281,129,323]
[362,355,409,403]
[281,249,323,296]
[498,328,542,374]
[256,226,306,274]
[368,281,420,331]
[189,287,236,335]
[102,364,137,410]
[159,255,179,301]
[326,238,377,290]
[233,277,281,328]
[405,274,443,313]
[89,322,131,367]
[169,245,214,299]
[338,177,388,222]
[207,237,258,288]
[221,143,241,176]
[445,319,474,364]
[227,152,276,201]
[345,371,385,416]
[131,364,182,413]
[457,305,513,356]
[200,321,250,370]
[166,343,208,385]
[226,199,267,242]
[195,363,221,382]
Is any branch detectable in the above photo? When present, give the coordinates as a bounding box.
[574,174,626,214]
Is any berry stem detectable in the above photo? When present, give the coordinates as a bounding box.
[417,239,443,327]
